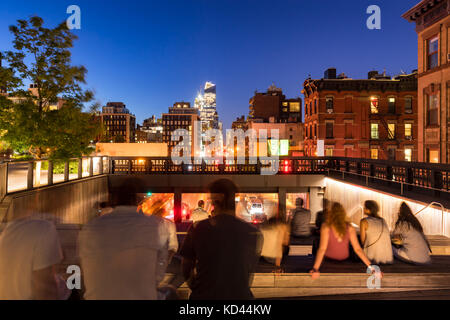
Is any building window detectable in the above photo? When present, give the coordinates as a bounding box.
[404,148,412,162]
[427,35,439,70]
[371,123,379,139]
[345,123,352,139]
[289,102,300,112]
[387,148,396,160]
[371,149,378,159]
[388,123,395,140]
[404,123,412,139]
[325,148,333,156]
[325,122,333,139]
[314,100,317,114]
[427,94,439,126]
[427,149,439,163]
[370,97,379,114]
[388,97,396,114]
[405,97,413,113]
[326,97,333,112]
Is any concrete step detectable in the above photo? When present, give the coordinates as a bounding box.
[165,272,450,299]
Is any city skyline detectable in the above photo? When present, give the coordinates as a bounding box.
[0,0,419,128]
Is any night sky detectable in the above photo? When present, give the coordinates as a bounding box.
[0,0,419,128]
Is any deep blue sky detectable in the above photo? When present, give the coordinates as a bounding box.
[1,0,419,128]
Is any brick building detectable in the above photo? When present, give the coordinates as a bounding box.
[302,68,418,161]
[249,84,302,123]
[403,0,450,163]
[162,102,199,156]
[101,102,136,143]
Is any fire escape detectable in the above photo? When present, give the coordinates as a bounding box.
[370,98,399,159]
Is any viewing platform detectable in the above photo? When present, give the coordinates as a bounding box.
[1,156,450,299]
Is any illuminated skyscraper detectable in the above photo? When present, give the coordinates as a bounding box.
[194,82,221,131]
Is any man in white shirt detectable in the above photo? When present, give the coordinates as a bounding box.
[78,181,168,300]
[191,200,209,223]
[0,195,63,300]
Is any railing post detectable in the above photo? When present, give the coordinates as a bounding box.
[345,161,350,173]
[128,159,132,174]
[89,157,93,177]
[110,158,114,174]
[292,159,298,173]
[256,158,261,175]
[432,170,443,190]
[27,161,34,189]
[64,161,69,181]
[48,160,53,186]
[310,159,316,172]
[99,157,104,175]
[278,188,287,221]
[386,165,393,181]
[0,162,7,199]
[145,158,152,173]
[174,188,182,223]
[78,158,83,179]
[356,161,362,175]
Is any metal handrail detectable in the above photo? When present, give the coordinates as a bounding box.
[414,202,447,236]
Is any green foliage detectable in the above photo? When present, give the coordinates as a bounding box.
[40,160,78,174]
[0,16,101,160]
[11,154,33,160]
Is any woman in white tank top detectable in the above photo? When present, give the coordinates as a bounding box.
[360,200,393,264]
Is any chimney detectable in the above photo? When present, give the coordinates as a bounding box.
[368,70,378,79]
[324,68,336,79]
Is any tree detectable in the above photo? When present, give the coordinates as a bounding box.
[0,16,100,161]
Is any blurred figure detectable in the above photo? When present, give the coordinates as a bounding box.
[312,199,330,256]
[360,200,393,264]
[78,179,168,299]
[180,179,263,300]
[0,193,63,299]
[291,197,311,237]
[259,217,290,272]
[309,202,375,279]
[191,200,209,223]
[392,202,431,265]
[148,201,178,267]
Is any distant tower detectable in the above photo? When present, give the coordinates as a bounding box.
[194,82,220,131]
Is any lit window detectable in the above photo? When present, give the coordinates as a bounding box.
[371,123,379,139]
[427,35,439,70]
[325,148,333,156]
[370,97,379,114]
[289,102,300,112]
[388,123,395,139]
[282,102,288,106]
[404,148,412,162]
[428,150,439,163]
[405,123,412,138]
[371,149,378,159]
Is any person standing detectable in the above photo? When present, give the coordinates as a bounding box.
[78,180,168,300]
[191,200,209,223]
[180,179,263,300]
[0,194,63,300]
[360,200,393,264]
